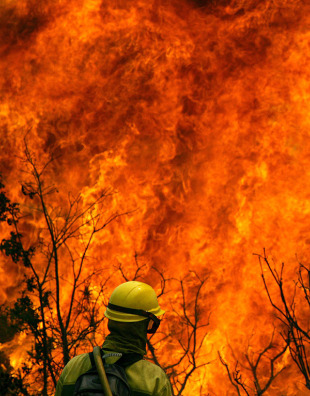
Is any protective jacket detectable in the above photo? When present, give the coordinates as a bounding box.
[55,320,172,396]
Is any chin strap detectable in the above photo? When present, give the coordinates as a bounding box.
[107,303,161,334]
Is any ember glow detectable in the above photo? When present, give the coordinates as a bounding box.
[0,0,310,394]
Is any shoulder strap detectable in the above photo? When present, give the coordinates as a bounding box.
[89,351,95,368]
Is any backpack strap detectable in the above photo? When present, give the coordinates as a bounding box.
[89,351,95,368]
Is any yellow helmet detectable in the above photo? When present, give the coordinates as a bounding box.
[104,281,165,333]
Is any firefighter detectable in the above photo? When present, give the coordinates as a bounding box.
[55,281,172,396]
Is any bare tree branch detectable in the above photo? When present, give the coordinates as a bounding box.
[219,330,288,395]
[0,141,125,394]
[254,250,310,389]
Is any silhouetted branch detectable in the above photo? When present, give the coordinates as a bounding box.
[0,141,124,394]
[116,256,210,396]
[255,250,310,389]
[219,330,288,395]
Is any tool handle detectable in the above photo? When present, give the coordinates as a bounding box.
[93,346,113,396]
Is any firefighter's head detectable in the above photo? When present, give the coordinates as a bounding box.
[104,281,164,334]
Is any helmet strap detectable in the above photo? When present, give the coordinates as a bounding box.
[107,303,161,334]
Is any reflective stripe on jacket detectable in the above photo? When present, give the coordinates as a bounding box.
[55,351,172,396]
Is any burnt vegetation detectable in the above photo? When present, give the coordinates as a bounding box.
[0,142,126,395]
[218,330,288,395]
[1,144,310,396]
[2,144,309,395]
[0,143,211,396]
[219,249,310,394]
[116,255,211,396]
[256,250,310,390]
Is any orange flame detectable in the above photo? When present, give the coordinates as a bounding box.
[1,0,310,394]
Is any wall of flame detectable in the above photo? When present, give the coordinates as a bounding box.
[0,0,310,394]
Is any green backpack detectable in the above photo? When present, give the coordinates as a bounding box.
[73,351,143,396]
